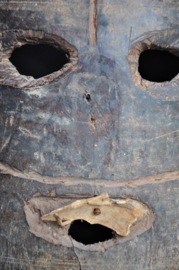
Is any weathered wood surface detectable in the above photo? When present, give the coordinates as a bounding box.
[1,176,179,269]
[1,0,179,269]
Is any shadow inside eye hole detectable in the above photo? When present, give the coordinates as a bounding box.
[9,44,69,79]
[68,219,114,245]
[138,49,179,83]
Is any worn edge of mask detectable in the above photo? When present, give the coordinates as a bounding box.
[128,29,179,99]
[0,29,78,88]
[1,161,179,188]
[24,193,155,251]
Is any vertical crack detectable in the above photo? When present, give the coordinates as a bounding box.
[69,236,82,270]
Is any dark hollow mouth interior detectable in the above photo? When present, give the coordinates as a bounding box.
[138,49,179,83]
[9,44,69,79]
[68,219,114,245]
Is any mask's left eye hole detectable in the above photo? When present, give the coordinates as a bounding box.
[9,43,69,79]
[138,49,179,83]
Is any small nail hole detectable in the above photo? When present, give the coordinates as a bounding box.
[93,208,101,215]
[86,94,91,102]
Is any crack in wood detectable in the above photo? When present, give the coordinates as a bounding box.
[69,236,81,270]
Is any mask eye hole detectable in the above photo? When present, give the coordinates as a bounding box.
[128,29,179,100]
[9,44,69,79]
[0,30,78,88]
[68,219,113,245]
[138,49,179,83]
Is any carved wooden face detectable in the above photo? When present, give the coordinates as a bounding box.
[1,3,179,182]
[2,2,179,267]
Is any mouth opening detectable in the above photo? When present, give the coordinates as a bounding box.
[68,219,114,245]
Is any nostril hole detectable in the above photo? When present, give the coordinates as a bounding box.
[86,94,91,102]
[68,220,113,245]
[9,44,69,79]
[138,49,179,83]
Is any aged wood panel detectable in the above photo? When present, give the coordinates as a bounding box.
[1,0,179,269]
